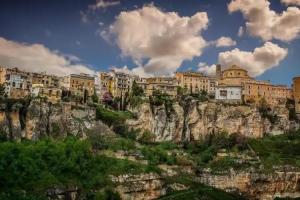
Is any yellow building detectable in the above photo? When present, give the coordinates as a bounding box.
[32,72,59,88]
[175,71,215,94]
[218,65,292,105]
[110,71,132,98]
[293,77,300,114]
[31,84,62,103]
[243,80,291,105]
[99,72,113,97]
[145,77,178,97]
[218,65,253,86]
[65,73,95,97]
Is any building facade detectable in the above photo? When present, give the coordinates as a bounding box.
[110,71,131,98]
[293,77,300,114]
[31,84,62,103]
[66,73,95,97]
[32,72,60,88]
[215,85,242,102]
[218,65,291,105]
[98,72,113,97]
[145,77,178,97]
[0,67,31,98]
[175,71,215,94]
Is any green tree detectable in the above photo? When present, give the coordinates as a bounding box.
[131,81,144,97]
[0,84,6,99]
[91,89,99,104]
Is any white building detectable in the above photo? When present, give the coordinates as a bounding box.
[4,73,29,98]
[215,85,242,102]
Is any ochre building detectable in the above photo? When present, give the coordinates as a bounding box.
[293,77,300,114]
[218,65,292,105]
[175,71,216,94]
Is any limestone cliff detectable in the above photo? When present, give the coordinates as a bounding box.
[127,100,298,142]
[0,99,111,140]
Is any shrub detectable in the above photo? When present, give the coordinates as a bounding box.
[139,130,156,144]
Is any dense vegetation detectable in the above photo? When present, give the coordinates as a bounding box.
[248,129,300,171]
[0,137,151,200]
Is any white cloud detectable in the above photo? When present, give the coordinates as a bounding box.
[81,0,120,23]
[281,0,300,6]
[89,0,120,10]
[228,0,300,42]
[238,26,244,37]
[108,5,209,76]
[218,42,287,77]
[111,66,150,77]
[214,36,237,47]
[198,64,216,76]
[0,37,94,76]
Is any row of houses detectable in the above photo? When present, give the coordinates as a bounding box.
[0,67,96,103]
[214,65,292,106]
[0,65,297,111]
[99,70,218,98]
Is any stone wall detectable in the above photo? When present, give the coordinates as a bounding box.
[198,167,300,200]
[111,173,166,200]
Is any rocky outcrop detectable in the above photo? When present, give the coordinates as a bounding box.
[198,167,300,200]
[0,100,111,140]
[111,173,166,200]
[127,101,297,142]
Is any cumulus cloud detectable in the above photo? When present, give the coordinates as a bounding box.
[198,64,217,76]
[0,37,94,76]
[198,42,287,77]
[108,5,209,76]
[111,65,150,77]
[219,42,287,76]
[214,36,237,47]
[281,0,300,6]
[228,0,300,42]
[81,0,120,23]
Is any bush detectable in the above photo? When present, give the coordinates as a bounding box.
[141,145,175,165]
[139,130,156,144]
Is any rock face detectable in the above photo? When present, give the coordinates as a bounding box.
[0,100,111,140]
[127,101,297,142]
[111,173,166,200]
[198,167,300,200]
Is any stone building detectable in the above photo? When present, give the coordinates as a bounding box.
[293,76,300,114]
[31,84,62,103]
[31,72,60,88]
[215,85,242,102]
[217,65,292,105]
[145,77,178,97]
[175,71,216,94]
[110,71,132,98]
[63,73,95,97]
[218,65,253,86]
[98,72,113,97]
[0,67,31,98]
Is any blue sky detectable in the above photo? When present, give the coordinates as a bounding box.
[0,0,299,86]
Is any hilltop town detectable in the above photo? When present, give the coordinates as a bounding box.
[0,64,299,112]
[1,64,300,200]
